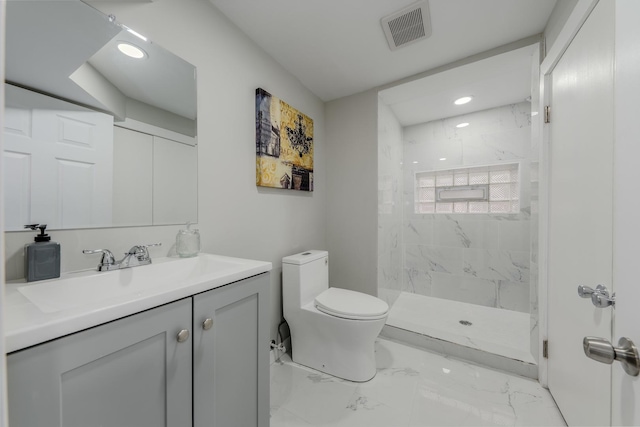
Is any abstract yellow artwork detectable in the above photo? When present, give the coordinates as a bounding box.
[256,88,314,191]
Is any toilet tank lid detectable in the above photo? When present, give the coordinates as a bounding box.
[282,250,328,265]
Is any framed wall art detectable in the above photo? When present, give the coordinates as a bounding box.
[256,88,314,191]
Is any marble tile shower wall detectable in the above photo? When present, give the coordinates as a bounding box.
[402,103,532,312]
[378,102,404,306]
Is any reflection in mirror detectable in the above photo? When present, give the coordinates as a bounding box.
[3,0,198,231]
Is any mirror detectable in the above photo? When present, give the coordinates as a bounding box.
[3,0,198,231]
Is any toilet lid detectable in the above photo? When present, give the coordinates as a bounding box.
[314,288,389,320]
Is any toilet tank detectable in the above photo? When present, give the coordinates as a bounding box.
[283,250,328,308]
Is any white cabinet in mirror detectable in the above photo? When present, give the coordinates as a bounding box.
[3,84,197,230]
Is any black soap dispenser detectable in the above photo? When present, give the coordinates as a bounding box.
[24,224,61,282]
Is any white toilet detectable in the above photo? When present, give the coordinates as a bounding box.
[283,250,389,382]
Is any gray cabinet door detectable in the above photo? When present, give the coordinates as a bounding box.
[193,273,270,427]
[7,298,193,427]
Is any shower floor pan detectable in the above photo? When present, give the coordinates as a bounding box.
[381,292,537,379]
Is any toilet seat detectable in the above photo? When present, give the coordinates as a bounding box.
[314,287,389,321]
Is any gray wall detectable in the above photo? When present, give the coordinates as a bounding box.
[325,89,378,296]
[3,0,326,342]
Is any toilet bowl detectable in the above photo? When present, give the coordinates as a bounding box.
[282,250,389,382]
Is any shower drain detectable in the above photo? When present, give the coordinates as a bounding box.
[459,320,473,326]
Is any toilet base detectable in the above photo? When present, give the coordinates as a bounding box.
[287,308,386,382]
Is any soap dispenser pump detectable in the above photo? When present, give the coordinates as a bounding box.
[24,224,61,282]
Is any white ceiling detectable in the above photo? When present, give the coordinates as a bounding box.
[5,1,119,109]
[6,0,556,127]
[88,30,197,119]
[380,44,537,126]
[210,0,557,103]
[6,0,196,120]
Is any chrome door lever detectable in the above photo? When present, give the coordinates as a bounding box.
[592,290,615,308]
[577,285,598,298]
[583,337,640,376]
[577,284,615,308]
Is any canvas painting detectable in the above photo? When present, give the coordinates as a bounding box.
[256,88,314,191]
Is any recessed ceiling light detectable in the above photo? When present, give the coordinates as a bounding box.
[456,122,469,128]
[454,96,473,105]
[117,42,146,59]
[412,161,419,164]
[439,157,447,161]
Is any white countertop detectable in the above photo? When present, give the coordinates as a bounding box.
[4,253,272,353]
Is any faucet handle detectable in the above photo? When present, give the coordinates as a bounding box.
[139,243,162,256]
[82,249,116,268]
[142,243,162,249]
[127,243,162,261]
[128,243,161,252]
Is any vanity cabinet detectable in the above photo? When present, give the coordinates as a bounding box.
[7,298,193,427]
[194,273,270,427]
[7,273,270,427]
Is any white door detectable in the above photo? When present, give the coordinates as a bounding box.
[611,0,640,424]
[547,0,640,425]
[3,84,114,230]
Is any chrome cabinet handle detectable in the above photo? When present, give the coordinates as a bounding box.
[202,318,213,331]
[577,284,615,308]
[584,337,640,376]
[177,329,190,343]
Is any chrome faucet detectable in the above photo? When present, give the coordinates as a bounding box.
[83,243,162,271]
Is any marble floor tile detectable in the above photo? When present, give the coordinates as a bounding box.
[386,292,534,363]
[270,338,565,427]
[271,408,314,426]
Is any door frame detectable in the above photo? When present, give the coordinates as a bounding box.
[0,1,8,425]
[538,0,600,386]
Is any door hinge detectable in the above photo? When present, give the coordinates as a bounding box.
[544,105,551,124]
[543,340,549,359]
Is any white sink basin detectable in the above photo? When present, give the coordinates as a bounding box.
[18,254,253,313]
[6,252,271,353]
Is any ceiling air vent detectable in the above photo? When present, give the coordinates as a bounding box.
[381,1,432,51]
